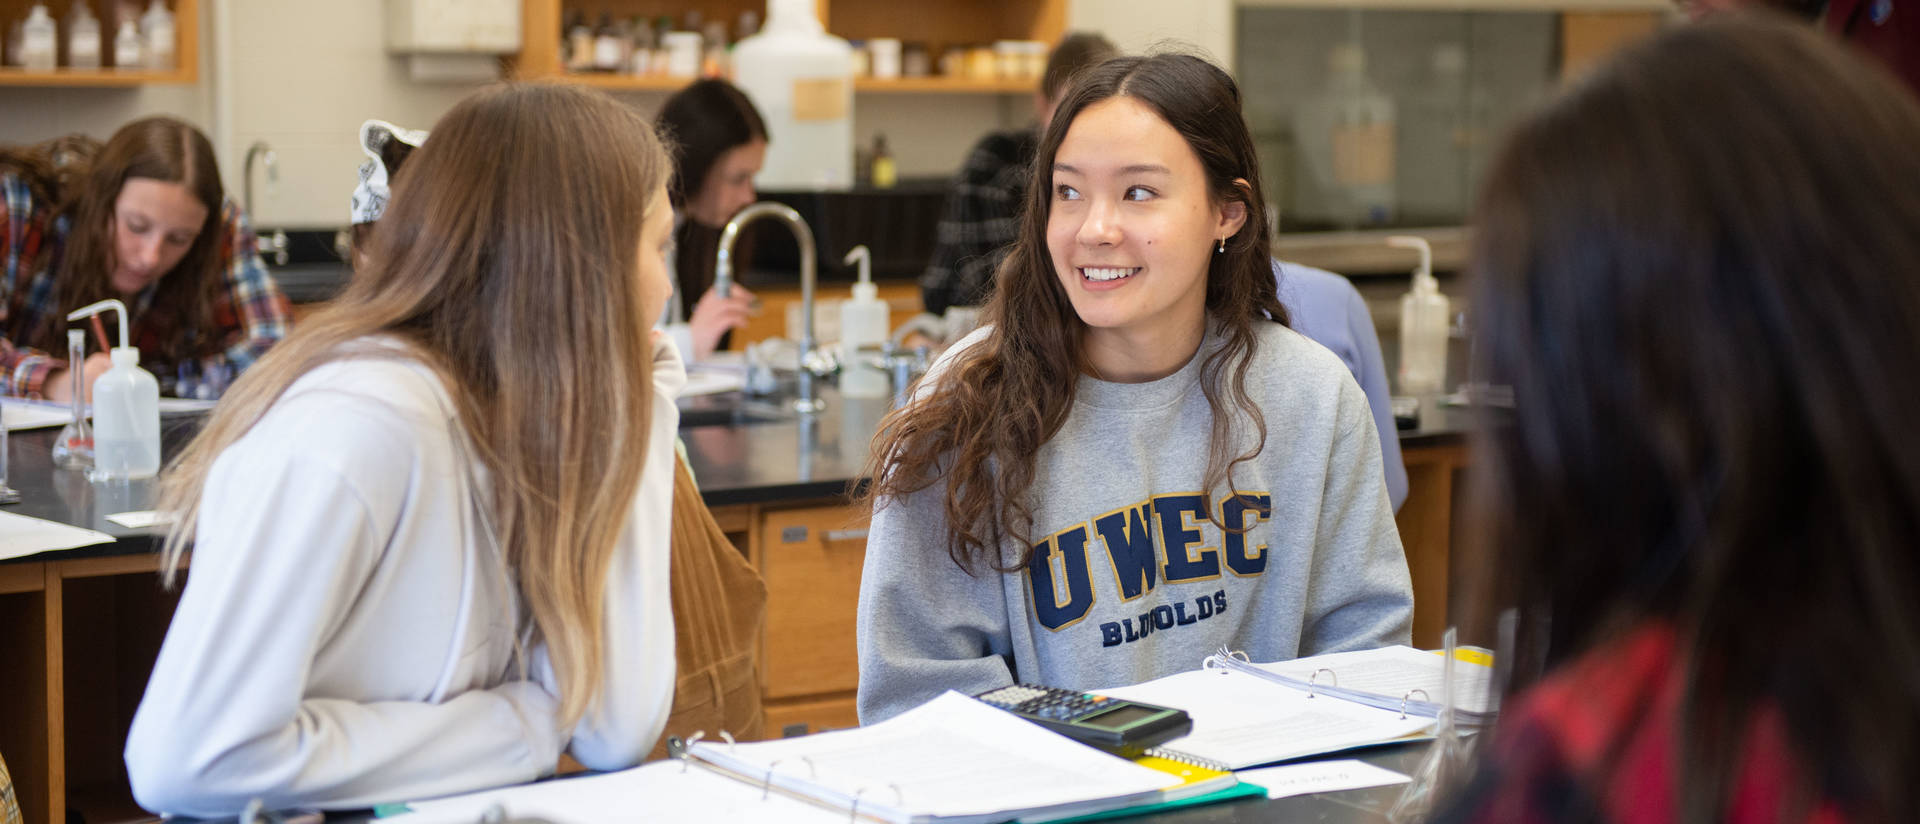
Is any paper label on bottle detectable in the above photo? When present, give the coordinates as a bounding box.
[791,77,849,121]
[1332,122,1395,186]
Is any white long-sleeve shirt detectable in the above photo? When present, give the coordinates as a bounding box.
[125,339,684,816]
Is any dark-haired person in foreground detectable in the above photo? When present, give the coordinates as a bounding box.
[1439,14,1920,822]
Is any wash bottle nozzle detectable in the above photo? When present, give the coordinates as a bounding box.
[66,298,133,357]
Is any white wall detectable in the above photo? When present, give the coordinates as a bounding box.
[1068,0,1236,70]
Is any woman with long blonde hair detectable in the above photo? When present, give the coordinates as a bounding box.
[123,84,682,815]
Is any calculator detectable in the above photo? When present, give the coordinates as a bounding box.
[973,683,1192,756]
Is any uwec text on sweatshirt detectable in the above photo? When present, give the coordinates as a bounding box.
[857,322,1413,724]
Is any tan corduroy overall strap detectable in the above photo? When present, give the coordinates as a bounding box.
[646,454,769,760]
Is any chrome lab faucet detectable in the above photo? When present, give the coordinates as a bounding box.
[243,141,289,265]
[716,202,824,414]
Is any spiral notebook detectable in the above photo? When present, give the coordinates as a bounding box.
[1094,666,1435,771]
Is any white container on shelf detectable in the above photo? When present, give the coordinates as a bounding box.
[113,20,142,70]
[68,2,101,70]
[661,30,702,77]
[139,0,173,71]
[732,0,854,190]
[868,37,900,79]
[21,3,56,72]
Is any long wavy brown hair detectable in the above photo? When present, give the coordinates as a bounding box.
[1462,15,1920,820]
[157,84,670,728]
[0,117,227,362]
[860,54,1288,574]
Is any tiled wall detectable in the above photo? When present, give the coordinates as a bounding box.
[1237,7,1559,231]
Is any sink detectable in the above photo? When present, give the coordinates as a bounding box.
[677,402,791,429]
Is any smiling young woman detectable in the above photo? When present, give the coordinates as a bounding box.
[853,54,1413,724]
[0,117,291,401]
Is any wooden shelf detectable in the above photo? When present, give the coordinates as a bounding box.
[0,67,193,87]
[557,72,696,91]
[0,0,199,88]
[854,76,1033,94]
[548,71,1035,94]
[515,0,1064,94]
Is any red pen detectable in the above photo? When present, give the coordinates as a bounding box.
[89,315,111,352]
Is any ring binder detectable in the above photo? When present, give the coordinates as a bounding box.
[762,756,818,800]
[1307,667,1338,698]
[1399,689,1431,720]
[848,784,905,822]
[668,731,705,771]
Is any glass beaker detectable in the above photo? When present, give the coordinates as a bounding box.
[53,329,94,469]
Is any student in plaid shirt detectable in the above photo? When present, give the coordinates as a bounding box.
[0,117,291,401]
[919,33,1116,317]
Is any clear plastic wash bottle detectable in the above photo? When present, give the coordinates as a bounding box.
[67,300,159,480]
[839,245,889,399]
[1392,235,1450,395]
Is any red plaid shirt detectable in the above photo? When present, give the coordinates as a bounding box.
[1439,624,1852,824]
[0,172,292,398]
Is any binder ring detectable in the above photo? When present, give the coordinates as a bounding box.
[1307,668,1338,698]
[1201,648,1250,673]
[719,730,738,750]
[849,783,906,822]
[1399,688,1431,720]
[763,756,818,800]
[673,731,707,772]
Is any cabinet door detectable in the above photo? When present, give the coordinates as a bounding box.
[756,504,870,701]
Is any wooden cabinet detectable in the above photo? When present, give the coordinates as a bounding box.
[0,0,198,87]
[749,500,871,735]
[1,554,184,824]
[514,0,1065,93]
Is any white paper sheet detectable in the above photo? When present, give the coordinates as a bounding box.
[1237,759,1411,799]
[106,510,174,529]
[692,692,1178,824]
[397,760,846,824]
[0,510,115,560]
[2,397,216,431]
[2,400,75,431]
[1257,646,1496,717]
[1098,669,1432,769]
[679,369,746,397]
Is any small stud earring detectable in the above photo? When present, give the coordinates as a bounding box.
[1216,237,1226,253]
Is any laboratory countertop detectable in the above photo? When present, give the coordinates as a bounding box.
[0,386,1476,563]
[678,384,1476,508]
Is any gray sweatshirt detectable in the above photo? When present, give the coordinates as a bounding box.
[856,322,1413,724]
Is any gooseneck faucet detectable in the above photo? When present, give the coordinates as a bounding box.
[242,141,289,265]
[716,202,824,414]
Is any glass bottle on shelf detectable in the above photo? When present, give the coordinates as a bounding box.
[565,10,593,72]
[68,2,102,70]
[701,20,729,77]
[870,134,897,189]
[592,12,624,73]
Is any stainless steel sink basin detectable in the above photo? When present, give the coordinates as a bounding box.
[676,401,791,429]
